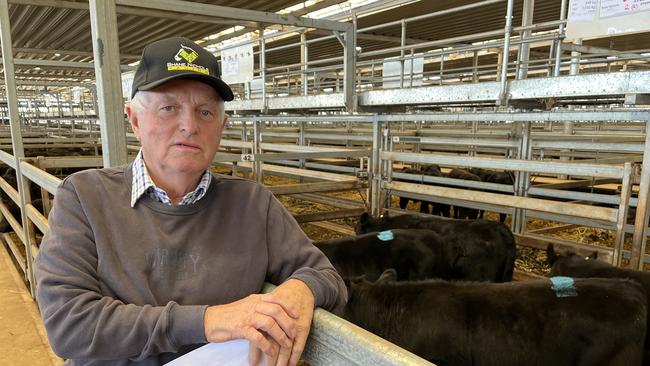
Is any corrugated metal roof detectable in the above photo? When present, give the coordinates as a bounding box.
[2,0,649,89]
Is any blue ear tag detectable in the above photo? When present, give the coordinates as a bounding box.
[377,230,394,241]
[550,276,578,298]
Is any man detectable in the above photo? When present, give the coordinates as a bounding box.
[34,36,347,366]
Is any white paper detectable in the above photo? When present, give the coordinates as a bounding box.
[164,339,251,366]
[568,0,598,21]
[221,43,255,85]
[600,0,650,18]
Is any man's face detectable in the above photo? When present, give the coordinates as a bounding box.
[126,79,227,180]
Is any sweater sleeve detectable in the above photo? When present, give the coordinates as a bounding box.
[264,193,348,314]
[33,178,207,361]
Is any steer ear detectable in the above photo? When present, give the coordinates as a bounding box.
[588,251,598,260]
[377,268,398,283]
[546,244,558,266]
[347,274,367,288]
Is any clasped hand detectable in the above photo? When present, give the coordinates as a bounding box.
[204,279,315,366]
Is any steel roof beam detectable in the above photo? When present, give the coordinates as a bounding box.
[7,0,88,10]
[14,58,135,71]
[115,0,351,32]
[8,0,259,27]
[13,47,140,59]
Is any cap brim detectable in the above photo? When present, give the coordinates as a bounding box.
[135,73,234,101]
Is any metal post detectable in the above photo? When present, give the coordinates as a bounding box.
[89,0,128,167]
[439,53,444,85]
[252,117,263,184]
[409,48,415,87]
[259,29,267,113]
[498,0,514,105]
[570,38,582,75]
[241,121,249,179]
[496,50,504,82]
[301,32,308,96]
[558,120,573,180]
[0,0,36,296]
[343,20,357,112]
[512,121,530,234]
[631,118,650,269]
[400,20,406,89]
[613,162,632,266]
[516,0,534,80]
[472,51,479,82]
[546,40,556,76]
[370,116,382,217]
[299,121,306,179]
[554,0,568,76]
[56,93,62,134]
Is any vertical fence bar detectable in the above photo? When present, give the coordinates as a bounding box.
[301,32,308,96]
[0,0,35,295]
[631,118,650,269]
[498,0,514,104]
[252,116,263,184]
[370,115,382,217]
[343,22,357,112]
[554,0,568,76]
[516,0,534,80]
[400,20,406,89]
[259,29,267,113]
[613,162,632,266]
[89,0,128,167]
[570,39,582,75]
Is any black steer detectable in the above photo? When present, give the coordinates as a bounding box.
[548,244,650,365]
[447,168,481,220]
[356,212,515,282]
[468,167,514,222]
[317,228,510,283]
[315,229,438,281]
[398,165,450,217]
[344,269,648,366]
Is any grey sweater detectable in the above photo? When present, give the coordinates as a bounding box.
[34,164,347,365]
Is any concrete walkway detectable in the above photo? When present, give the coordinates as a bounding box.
[0,243,63,365]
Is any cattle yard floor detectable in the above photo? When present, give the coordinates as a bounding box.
[0,242,62,365]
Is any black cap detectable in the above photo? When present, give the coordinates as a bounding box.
[131,36,234,101]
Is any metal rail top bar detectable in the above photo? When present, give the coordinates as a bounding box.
[0,149,17,168]
[251,150,370,162]
[231,116,375,123]
[386,181,618,223]
[260,283,434,366]
[26,205,49,235]
[377,111,650,122]
[382,151,625,179]
[532,141,644,153]
[394,136,519,148]
[115,0,351,32]
[231,111,650,124]
[260,143,364,153]
[393,171,515,193]
[19,161,62,195]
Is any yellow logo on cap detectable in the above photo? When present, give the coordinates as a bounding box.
[174,45,198,63]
